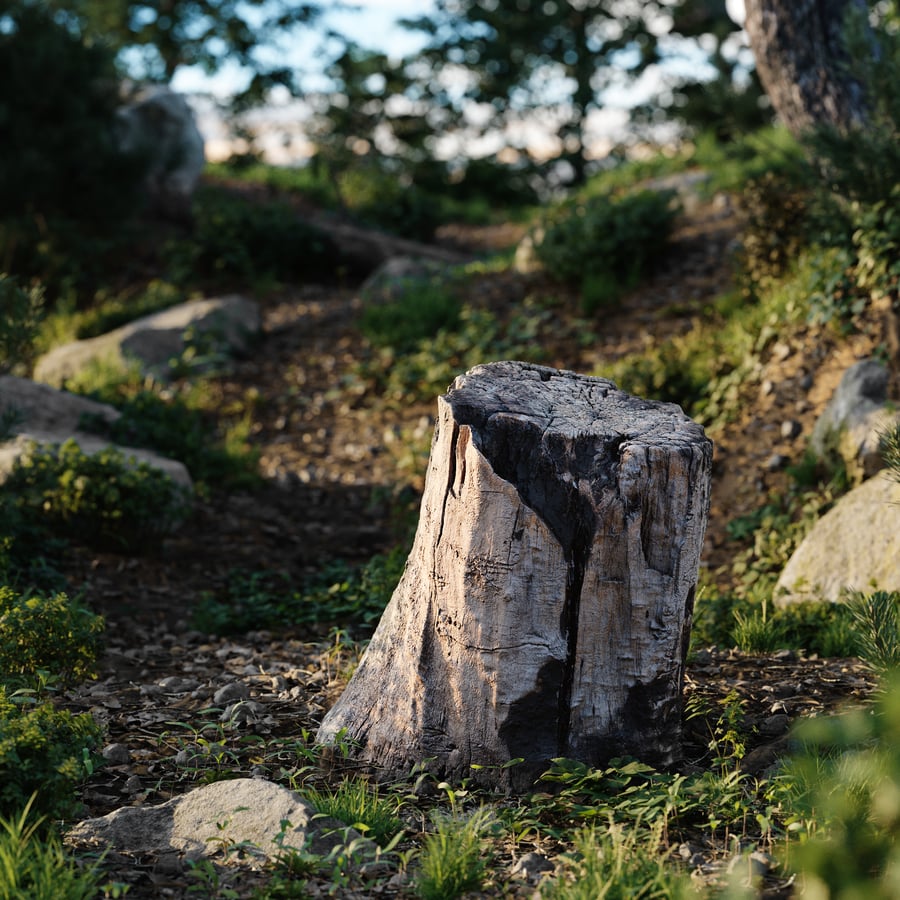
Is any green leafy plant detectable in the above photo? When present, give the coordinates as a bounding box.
[0,796,102,898]
[0,587,103,689]
[165,188,341,289]
[0,689,103,820]
[3,439,191,552]
[534,189,679,312]
[774,673,900,898]
[81,386,260,492]
[304,776,403,847]
[360,282,462,354]
[0,275,43,376]
[191,545,406,635]
[416,806,495,900]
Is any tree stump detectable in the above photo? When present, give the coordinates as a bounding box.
[317,362,713,789]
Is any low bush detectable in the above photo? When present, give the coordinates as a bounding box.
[192,545,407,636]
[0,689,103,821]
[360,282,462,354]
[166,188,342,288]
[534,189,679,313]
[0,276,43,376]
[0,587,103,689]
[3,439,191,552]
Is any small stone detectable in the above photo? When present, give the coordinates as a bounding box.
[212,682,250,705]
[220,700,266,724]
[102,743,132,765]
[760,380,775,397]
[764,453,789,471]
[760,713,791,737]
[780,420,801,440]
[124,774,143,794]
[509,852,554,883]
[772,341,792,362]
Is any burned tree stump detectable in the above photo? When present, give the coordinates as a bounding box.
[317,361,713,789]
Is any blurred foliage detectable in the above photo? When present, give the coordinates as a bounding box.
[2,439,191,553]
[0,1,147,298]
[0,276,43,376]
[534,189,679,313]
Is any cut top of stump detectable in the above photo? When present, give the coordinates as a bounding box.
[443,361,711,559]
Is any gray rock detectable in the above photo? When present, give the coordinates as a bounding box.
[101,743,132,765]
[213,682,250,705]
[775,471,900,604]
[810,359,900,481]
[33,296,261,388]
[66,778,364,863]
[0,375,192,491]
[116,85,205,220]
[358,256,450,304]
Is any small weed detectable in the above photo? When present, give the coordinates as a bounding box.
[0,796,103,899]
[541,819,694,900]
[416,806,495,900]
[847,590,900,675]
[304,776,404,847]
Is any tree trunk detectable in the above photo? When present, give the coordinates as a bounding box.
[316,362,713,790]
[743,0,871,136]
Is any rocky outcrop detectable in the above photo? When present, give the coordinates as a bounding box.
[810,359,900,482]
[0,375,191,490]
[116,85,206,221]
[33,296,260,388]
[775,471,900,605]
[66,778,367,866]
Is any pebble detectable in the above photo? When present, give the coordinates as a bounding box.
[760,713,791,736]
[764,453,789,470]
[213,682,250,705]
[101,743,132,765]
[124,774,143,794]
[780,419,801,440]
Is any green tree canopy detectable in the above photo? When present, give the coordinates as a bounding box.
[404,0,662,186]
[41,0,323,105]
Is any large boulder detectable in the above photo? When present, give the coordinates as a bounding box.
[0,375,192,490]
[810,359,900,482]
[775,471,900,605]
[33,296,260,388]
[66,779,366,865]
[116,85,205,220]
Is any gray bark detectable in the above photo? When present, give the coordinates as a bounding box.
[744,0,871,136]
[316,362,713,790]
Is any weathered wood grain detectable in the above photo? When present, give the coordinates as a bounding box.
[316,361,713,789]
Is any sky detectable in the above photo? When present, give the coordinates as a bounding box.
[174,0,749,164]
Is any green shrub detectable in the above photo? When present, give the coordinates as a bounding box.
[0,276,43,376]
[0,689,102,821]
[192,545,407,635]
[3,439,190,552]
[166,188,341,288]
[0,797,102,897]
[360,282,462,354]
[0,588,103,689]
[736,171,812,289]
[851,185,900,300]
[534,189,679,313]
[81,388,260,491]
[846,590,900,675]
